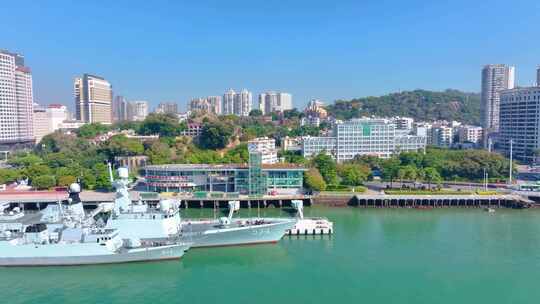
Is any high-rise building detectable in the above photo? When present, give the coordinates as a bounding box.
[258,92,293,115]
[481,64,515,146]
[155,102,178,114]
[47,104,68,131]
[222,89,252,116]
[189,98,210,113]
[537,66,540,86]
[74,74,113,124]
[223,89,236,115]
[234,89,252,116]
[32,105,49,144]
[207,96,222,115]
[32,103,69,143]
[498,81,540,163]
[189,97,221,115]
[127,100,149,121]
[0,50,34,146]
[112,96,128,122]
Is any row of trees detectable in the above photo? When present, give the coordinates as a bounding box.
[301,147,513,191]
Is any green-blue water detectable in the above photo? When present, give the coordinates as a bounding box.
[2,207,540,304]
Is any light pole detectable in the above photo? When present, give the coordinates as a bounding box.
[509,139,513,185]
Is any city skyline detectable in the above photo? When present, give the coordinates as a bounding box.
[2,0,539,111]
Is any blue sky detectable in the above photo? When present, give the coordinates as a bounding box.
[2,0,539,111]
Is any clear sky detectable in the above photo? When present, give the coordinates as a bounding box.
[2,0,539,111]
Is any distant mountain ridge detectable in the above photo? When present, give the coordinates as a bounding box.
[326,89,481,125]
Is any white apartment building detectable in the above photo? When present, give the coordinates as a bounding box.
[302,118,426,162]
[302,136,337,158]
[480,64,515,146]
[234,89,252,116]
[223,89,236,115]
[458,125,483,145]
[430,125,453,147]
[258,92,292,115]
[112,96,128,121]
[155,102,178,115]
[281,136,302,152]
[47,104,68,131]
[127,100,149,121]
[0,50,34,146]
[207,96,222,115]
[394,117,414,130]
[32,103,69,143]
[189,96,222,115]
[74,74,113,124]
[32,105,49,143]
[499,86,540,162]
[248,137,278,164]
[189,98,210,113]
[301,116,321,127]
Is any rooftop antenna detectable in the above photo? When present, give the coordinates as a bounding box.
[107,162,114,184]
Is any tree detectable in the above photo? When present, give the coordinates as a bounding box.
[57,175,77,187]
[381,157,400,187]
[146,141,172,164]
[32,175,56,190]
[93,163,111,190]
[312,152,338,185]
[249,109,263,117]
[8,153,42,167]
[279,150,306,164]
[222,144,249,163]
[338,164,371,186]
[0,168,22,184]
[424,167,442,189]
[24,164,52,181]
[78,123,110,138]
[198,122,233,150]
[44,152,74,168]
[101,135,144,158]
[304,168,327,191]
[402,165,418,184]
[283,108,303,119]
[139,113,184,137]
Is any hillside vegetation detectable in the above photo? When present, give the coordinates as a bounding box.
[326,89,480,124]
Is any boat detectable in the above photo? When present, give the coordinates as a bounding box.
[0,223,187,266]
[103,167,182,241]
[181,201,297,248]
[0,178,190,267]
[485,207,496,213]
[105,165,296,248]
[285,200,333,235]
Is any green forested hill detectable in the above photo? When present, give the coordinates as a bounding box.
[327,89,480,125]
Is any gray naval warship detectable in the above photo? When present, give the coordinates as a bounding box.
[0,183,189,267]
[181,201,297,248]
[106,166,296,248]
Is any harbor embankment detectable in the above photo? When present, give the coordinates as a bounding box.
[1,190,538,210]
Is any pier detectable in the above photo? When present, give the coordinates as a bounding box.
[0,190,535,210]
[351,194,532,208]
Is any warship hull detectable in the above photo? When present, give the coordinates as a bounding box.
[182,219,296,248]
[0,243,189,267]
